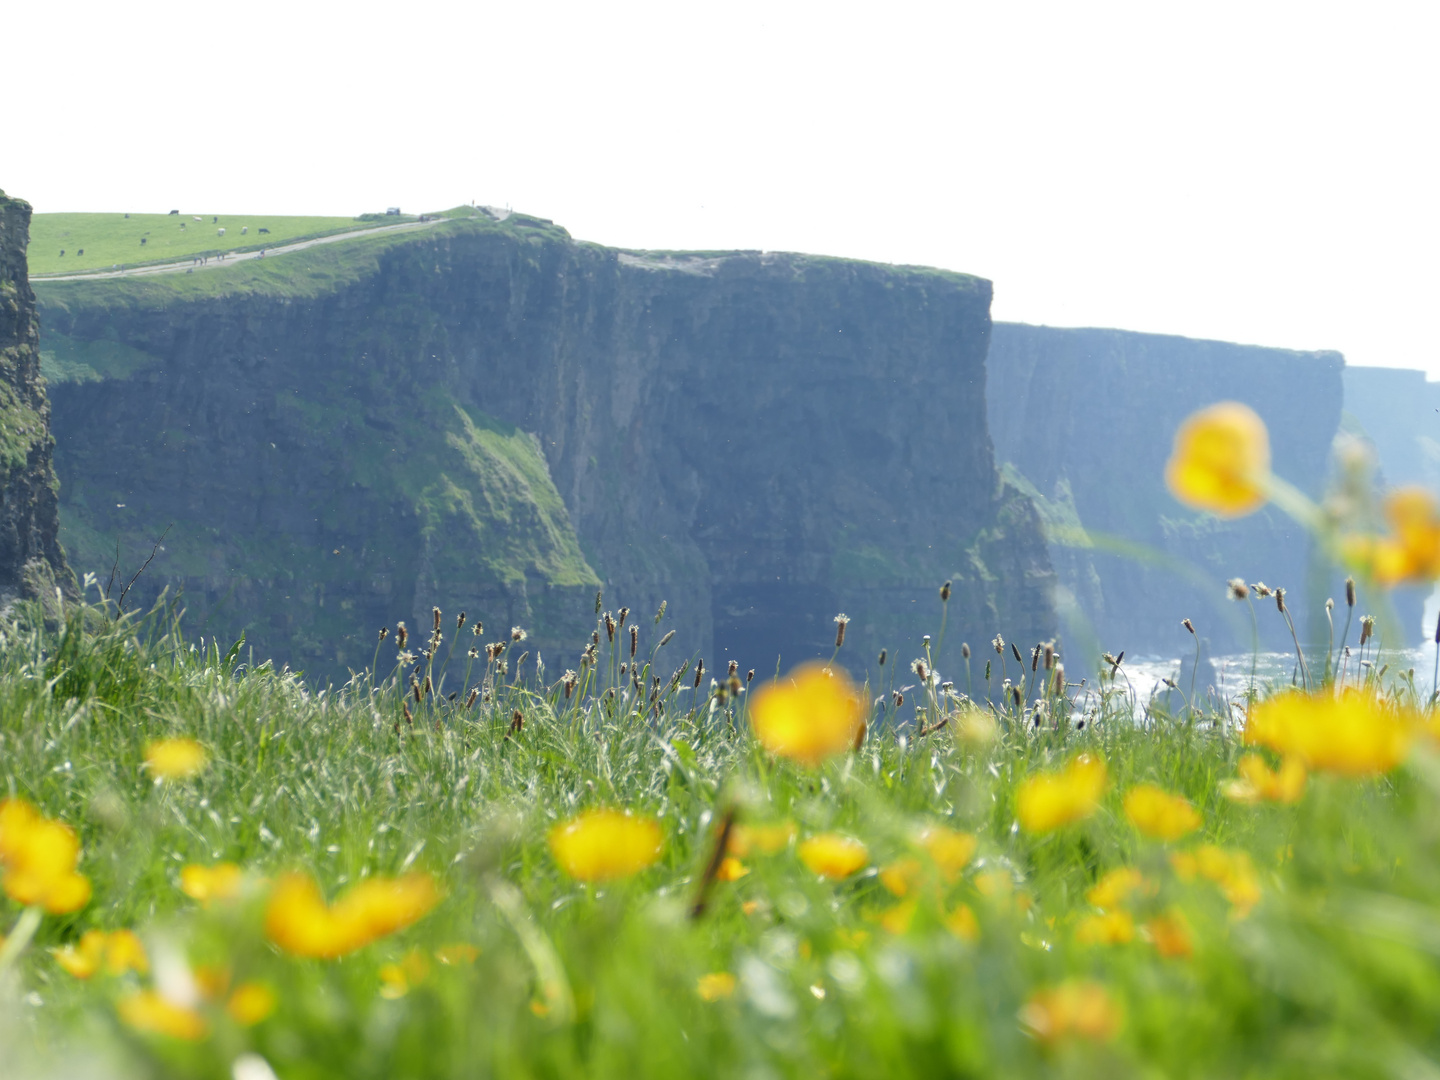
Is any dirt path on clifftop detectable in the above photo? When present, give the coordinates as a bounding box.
[32,218,447,283]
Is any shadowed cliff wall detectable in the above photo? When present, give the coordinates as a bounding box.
[986,323,1374,657]
[0,190,72,605]
[35,215,1054,682]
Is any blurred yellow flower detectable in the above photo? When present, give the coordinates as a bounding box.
[1123,784,1202,841]
[974,869,1013,899]
[1245,691,1412,777]
[727,821,797,857]
[379,950,431,999]
[117,990,208,1041]
[435,943,480,966]
[879,857,922,897]
[193,964,231,1000]
[51,930,107,979]
[918,826,977,880]
[144,738,209,780]
[265,871,442,958]
[945,903,980,943]
[697,972,736,1001]
[1015,754,1108,833]
[0,798,92,914]
[548,809,663,883]
[1019,980,1123,1044]
[715,857,750,882]
[796,834,869,880]
[180,862,243,905]
[1221,754,1307,804]
[227,981,277,1025]
[104,929,149,976]
[1085,867,1152,910]
[1171,845,1261,917]
[1164,401,1270,518]
[1343,488,1440,585]
[748,663,866,767]
[1075,909,1135,945]
[879,898,917,934]
[1143,909,1194,959]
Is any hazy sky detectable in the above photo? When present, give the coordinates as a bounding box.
[8,1,1439,374]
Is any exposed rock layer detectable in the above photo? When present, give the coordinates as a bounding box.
[36,215,1054,681]
[0,190,72,605]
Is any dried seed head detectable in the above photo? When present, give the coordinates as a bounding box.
[728,660,739,676]
[992,634,1005,656]
[1011,642,1023,665]
[510,709,524,734]
[654,600,667,623]
[630,625,638,657]
[1182,618,1195,635]
[892,690,904,707]
[833,613,850,648]
[473,622,483,636]
[1228,578,1249,600]
[877,648,887,666]
[659,630,676,648]
[1011,684,1023,707]
[511,626,526,642]
[961,642,970,659]
[412,678,423,704]
[911,658,929,680]
[1346,577,1356,607]
[940,580,952,602]
[618,607,630,628]
[457,611,466,630]
[396,622,408,650]
[1043,641,1055,671]
[433,607,442,632]
[1030,645,1041,672]
[604,613,616,642]
[465,688,479,709]
[514,651,528,671]
[468,647,479,659]
[592,631,600,647]
[1275,588,1286,614]
[694,659,704,687]
[378,626,389,642]
[1053,664,1065,696]
[1359,614,1375,645]
[595,589,603,614]
[403,700,413,726]
[746,669,755,684]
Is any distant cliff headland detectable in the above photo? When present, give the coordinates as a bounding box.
[32,210,1053,682]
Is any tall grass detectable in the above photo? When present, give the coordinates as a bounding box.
[2,582,1439,1080]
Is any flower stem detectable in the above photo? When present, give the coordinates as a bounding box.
[0,906,43,980]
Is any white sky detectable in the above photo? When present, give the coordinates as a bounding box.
[7,0,1439,374]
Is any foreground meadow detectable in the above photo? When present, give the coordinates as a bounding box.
[4,401,1440,1078]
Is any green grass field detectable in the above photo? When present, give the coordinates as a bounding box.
[26,212,401,276]
[2,577,1439,1079]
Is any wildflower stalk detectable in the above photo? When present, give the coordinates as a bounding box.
[690,806,737,919]
[1275,590,1310,692]
[0,905,43,980]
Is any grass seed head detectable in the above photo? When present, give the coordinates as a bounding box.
[940,579,952,602]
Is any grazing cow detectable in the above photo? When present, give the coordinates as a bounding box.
[168,210,177,215]
[59,250,64,257]
[140,239,146,245]
[77,249,83,255]
[213,216,218,224]
[258,227,270,234]
[218,228,226,236]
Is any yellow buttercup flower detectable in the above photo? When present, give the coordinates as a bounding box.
[917,826,977,880]
[796,834,869,880]
[1171,845,1261,917]
[52,930,107,979]
[1343,488,1440,585]
[378,950,431,999]
[0,798,92,914]
[180,862,244,905]
[878,898,917,935]
[1019,980,1123,1044]
[144,738,209,781]
[1221,754,1307,804]
[878,857,922,898]
[1086,866,1152,910]
[265,871,442,958]
[945,903,980,942]
[715,856,750,882]
[1245,691,1412,777]
[1123,784,1202,841]
[727,821,797,857]
[435,943,480,966]
[748,663,866,767]
[117,990,208,1041]
[1075,909,1135,946]
[548,809,663,883]
[227,981,277,1025]
[1143,909,1194,959]
[697,972,736,1001]
[1164,401,1271,518]
[1015,754,1108,833]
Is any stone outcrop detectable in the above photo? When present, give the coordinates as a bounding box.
[34,214,1054,681]
[0,190,72,606]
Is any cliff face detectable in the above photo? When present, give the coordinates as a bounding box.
[987,323,1355,655]
[1342,367,1440,491]
[35,215,1054,681]
[0,191,71,606]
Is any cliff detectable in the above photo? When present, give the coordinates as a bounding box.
[34,213,1054,682]
[0,190,72,606]
[986,323,1364,656]
[1341,366,1440,491]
